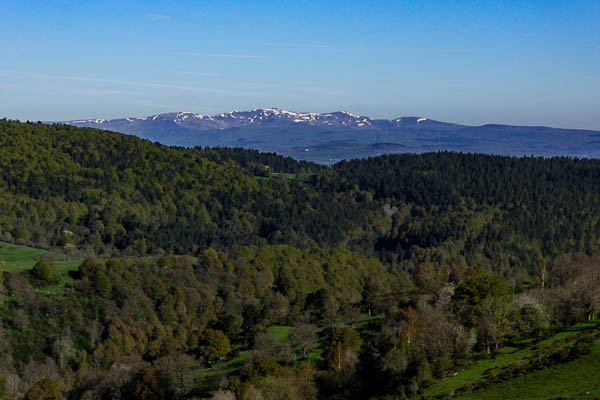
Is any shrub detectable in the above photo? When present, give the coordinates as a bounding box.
[30,260,55,282]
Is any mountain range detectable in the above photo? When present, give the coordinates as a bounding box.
[65,108,600,163]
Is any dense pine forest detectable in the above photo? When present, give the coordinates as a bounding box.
[2,119,600,399]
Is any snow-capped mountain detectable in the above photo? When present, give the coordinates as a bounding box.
[63,108,600,164]
[67,108,450,131]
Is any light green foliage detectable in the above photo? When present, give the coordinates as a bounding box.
[201,329,231,364]
[31,259,55,281]
[24,378,66,400]
[94,271,112,296]
[417,359,432,385]
[454,269,510,310]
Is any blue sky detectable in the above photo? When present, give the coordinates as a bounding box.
[1,0,599,129]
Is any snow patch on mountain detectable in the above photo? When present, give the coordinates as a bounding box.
[64,109,436,132]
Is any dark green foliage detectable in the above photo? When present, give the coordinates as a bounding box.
[454,270,510,310]
[322,152,600,273]
[5,120,600,278]
[93,271,112,296]
[201,146,321,175]
[30,259,55,282]
[128,367,165,400]
[0,376,6,400]
[0,120,363,256]
[200,329,231,364]
[245,358,281,383]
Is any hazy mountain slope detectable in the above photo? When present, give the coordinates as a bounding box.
[64,109,600,163]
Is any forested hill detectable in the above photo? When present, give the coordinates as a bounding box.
[325,153,600,261]
[4,119,600,277]
[0,120,365,256]
[5,120,600,399]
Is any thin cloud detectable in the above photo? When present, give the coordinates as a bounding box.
[233,40,376,52]
[288,86,348,96]
[62,88,145,96]
[0,71,351,108]
[171,51,272,59]
[0,71,276,98]
[171,70,222,77]
[145,14,171,21]
[235,40,330,48]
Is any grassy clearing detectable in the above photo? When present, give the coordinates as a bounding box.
[266,325,293,345]
[0,241,47,272]
[0,241,83,295]
[422,346,529,398]
[453,341,600,399]
[421,321,600,399]
[204,315,381,382]
[201,350,251,380]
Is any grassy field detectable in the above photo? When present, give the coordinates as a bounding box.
[452,341,600,399]
[0,241,83,295]
[421,321,600,399]
[266,325,293,345]
[202,313,381,385]
[0,241,48,272]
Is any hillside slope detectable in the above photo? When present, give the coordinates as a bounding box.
[421,322,600,399]
[0,120,365,256]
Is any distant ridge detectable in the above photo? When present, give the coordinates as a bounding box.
[63,108,600,164]
[66,108,457,131]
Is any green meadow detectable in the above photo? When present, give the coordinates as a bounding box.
[0,241,83,294]
[421,321,600,399]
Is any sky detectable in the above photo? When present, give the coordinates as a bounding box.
[1,0,599,129]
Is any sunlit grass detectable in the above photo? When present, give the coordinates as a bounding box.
[0,241,84,295]
[422,321,600,399]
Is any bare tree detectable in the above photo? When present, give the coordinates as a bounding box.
[322,299,340,327]
[573,265,600,321]
[212,389,236,400]
[154,353,199,398]
[289,320,318,359]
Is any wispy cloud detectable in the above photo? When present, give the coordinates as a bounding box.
[171,70,222,77]
[0,71,273,98]
[145,13,171,21]
[171,51,272,59]
[61,88,145,96]
[233,40,373,52]
[0,71,351,108]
